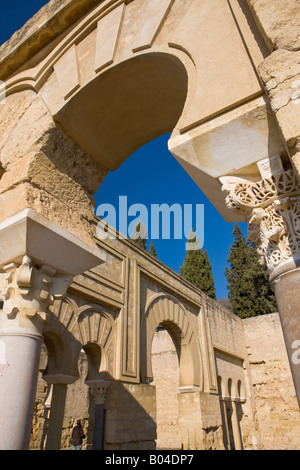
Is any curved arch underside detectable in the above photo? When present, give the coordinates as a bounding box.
[55,53,188,171]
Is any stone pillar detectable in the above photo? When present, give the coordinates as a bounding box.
[0,257,71,450]
[0,210,105,450]
[0,329,43,450]
[87,380,111,450]
[221,154,300,407]
[219,398,231,450]
[178,388,224,450]
[44,376,77,450]
[45,384,67,450]
[271,268,300,405]
[231,401,243,450]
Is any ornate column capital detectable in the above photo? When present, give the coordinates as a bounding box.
[87,380,111,405]
[0,255,72,332]
[220,155,300,278]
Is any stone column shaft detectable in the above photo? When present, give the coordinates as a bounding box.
[0,255,67,450]
[219,399,231,450]
[92,404,105,450]
[231,401,243,451]
[45,383,68,450]
[273,269,300,406]
[87,380,111,450]
[0,329,43,450]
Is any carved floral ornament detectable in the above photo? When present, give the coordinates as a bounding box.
[220,158,300,273]
[0,255,72,327]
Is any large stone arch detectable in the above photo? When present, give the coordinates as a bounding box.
[140,293,203,390]
[50,51,190,171]
[1,0,283,225]
[1,0,300,450]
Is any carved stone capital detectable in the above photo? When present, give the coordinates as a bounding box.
[0,255,72,331]
[221,169,300,217]
[248,197,300,272]
[87,380,111,405]
[220,156,300,275]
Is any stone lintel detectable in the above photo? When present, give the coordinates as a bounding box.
[0,209,105,275]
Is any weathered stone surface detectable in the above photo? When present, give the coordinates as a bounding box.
[247,0,300,163]
[247,0,300,52]
[104,382,157,449]
[258,49,300,152]
[243,313,300,450]
[0,0,103,80]
[0,90,34,156]
[1,0,300,452]
[0,91,108,243]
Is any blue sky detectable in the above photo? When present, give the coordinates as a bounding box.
[1,1,248,299]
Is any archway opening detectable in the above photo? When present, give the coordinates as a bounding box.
[42,331,65,378]
[83,342,103,383]
[151,325,181,450]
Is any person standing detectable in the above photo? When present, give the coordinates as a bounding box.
[71,419,85,450]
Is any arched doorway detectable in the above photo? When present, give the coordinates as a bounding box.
[151,326,181,450]
[140,293,219,449]
[32,298,116,450]
[141,294,203,389]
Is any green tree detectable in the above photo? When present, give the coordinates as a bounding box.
[180,230,216,299]
[149,240,157,258]
[225,224,277,319]
[130,221,148,251]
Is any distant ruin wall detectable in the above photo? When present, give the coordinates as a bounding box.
[243,313,300,450]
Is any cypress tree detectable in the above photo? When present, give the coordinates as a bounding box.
[180,230,216,299]
[130,221,148,251]
[225,224,277,319]
[149,240,157,258]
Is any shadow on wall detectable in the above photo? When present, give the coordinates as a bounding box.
[32,346,157,450]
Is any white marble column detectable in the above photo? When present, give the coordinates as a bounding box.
[0,256,71,450]
[0,329,43,449]
[0,210,105,450]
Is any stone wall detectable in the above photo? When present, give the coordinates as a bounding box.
[31,349,157,450]
[30,311,300,450]
[31,350,91,450]
[246,0,300,177]
[243,313,300,450]
[205,297,258,449]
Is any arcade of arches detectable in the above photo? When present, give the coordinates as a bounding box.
[1,0,300,450]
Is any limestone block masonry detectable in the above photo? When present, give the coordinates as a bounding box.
[1,0,300,450]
